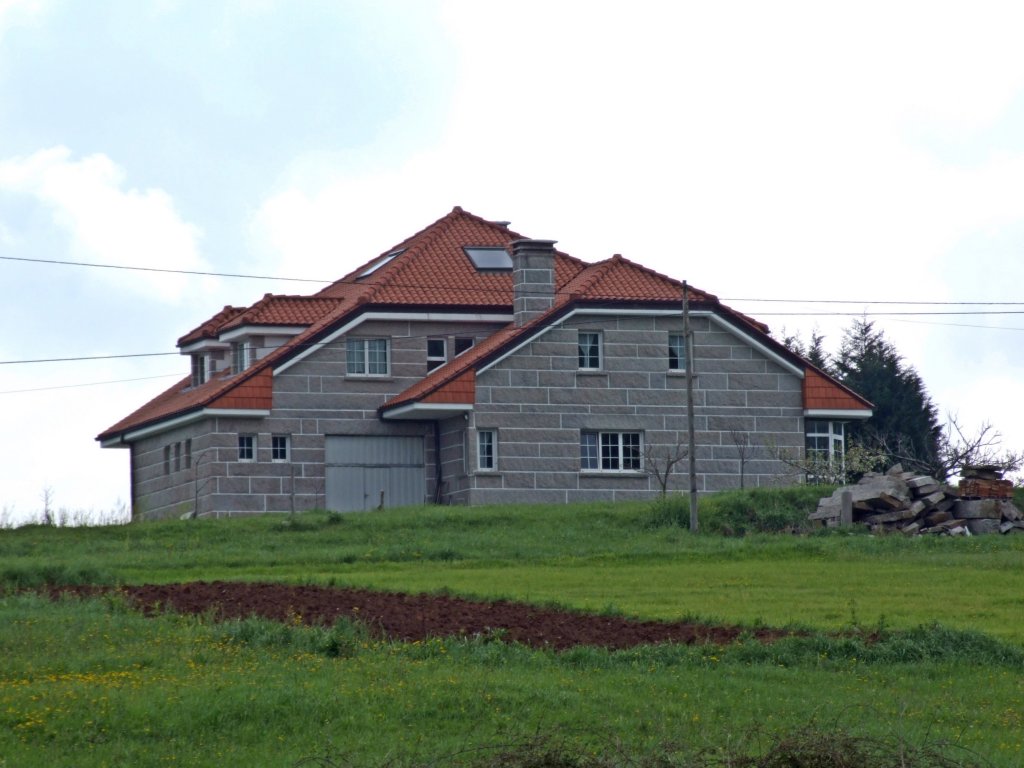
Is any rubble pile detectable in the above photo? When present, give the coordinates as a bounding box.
[811,464,1023,536]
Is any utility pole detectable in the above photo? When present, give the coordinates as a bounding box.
[683,281,699,532]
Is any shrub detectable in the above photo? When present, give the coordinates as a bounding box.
[643,486,831,536]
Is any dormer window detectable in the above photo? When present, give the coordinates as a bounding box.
[358,249,404,278]
[231,341,252,374]
[190,354,207,387]
[427,338,446,371]
[464,246,512,271]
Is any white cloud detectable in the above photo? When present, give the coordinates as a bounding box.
[0,146,211,303]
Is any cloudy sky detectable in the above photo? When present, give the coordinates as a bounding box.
[2,0,1023,524]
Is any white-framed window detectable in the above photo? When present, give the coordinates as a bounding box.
[454,337,474,356]
[231,341,252,374]
[477,430,496,471]
[346,338,389,376]
[238,434,255,462]
[578,331,602,370]
[271,435,290,462]
[427,338,447,371]
[190,354,207,387]
[668,334,687,371]
[805,419,845,470]
[581,431,642,472]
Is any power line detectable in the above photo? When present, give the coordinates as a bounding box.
[724,297,1024,306]
[0,373,182,395]
[0,255,332,283]
[0,351,179,365]
[751,310,1024,317]
[6,252,1024,307]
[890,318,1024,332]
[3,306,1024,367]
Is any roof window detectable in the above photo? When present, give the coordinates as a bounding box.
[464,246,512,271]
[358,249,404,278]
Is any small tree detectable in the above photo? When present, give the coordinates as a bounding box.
[765,439,888,485]
[39,484,55,526]
[189,447,218,520]
[727,429,755,489]
[866,413,1023,480]
[644,436,689,496]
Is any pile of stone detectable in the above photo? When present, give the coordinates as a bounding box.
[811,464,1023,535]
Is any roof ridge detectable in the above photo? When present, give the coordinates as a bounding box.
[568,257,620,298]
[361,207,533,304]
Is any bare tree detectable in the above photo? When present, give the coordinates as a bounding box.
[763,439,887,486]
[39,485,55,526]
[727,429,755,489]
[189,447,218,520]
[644,436,689,497]
[867,414,1024,480]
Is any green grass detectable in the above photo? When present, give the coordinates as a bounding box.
[3,490,1024,766]
[4,496,1024,640]
[2,592,1021,767]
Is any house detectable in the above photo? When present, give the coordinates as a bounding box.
[97,207,872,518]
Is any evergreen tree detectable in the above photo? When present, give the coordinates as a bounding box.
[832,318,942,470]
[780,327,830,371]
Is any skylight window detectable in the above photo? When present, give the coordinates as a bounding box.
[358,249,404,278]
[464,246,512,271]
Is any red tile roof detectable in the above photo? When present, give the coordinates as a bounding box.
[803,367,873,411]
[219,295,346,332]
[318,206,587,307]
[178,305,247,347]
[100,206,871,443]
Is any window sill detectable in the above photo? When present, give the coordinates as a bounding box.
[576,370,606,376]
[345,375,393,381]
[473,470,501,477]
[580,471,646,477]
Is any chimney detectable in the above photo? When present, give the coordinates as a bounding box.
[511,239,556,326]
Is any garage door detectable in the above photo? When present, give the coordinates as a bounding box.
[325,435,426,512]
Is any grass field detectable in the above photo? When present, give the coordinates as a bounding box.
[2,490,1024,766]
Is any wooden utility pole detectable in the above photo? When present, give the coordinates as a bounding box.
[683,281,699,532]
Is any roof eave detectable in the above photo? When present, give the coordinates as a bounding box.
[98,407,272,445]
[380,402,474,421]
[804,408,874,420]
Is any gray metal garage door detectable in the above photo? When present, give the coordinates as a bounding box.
[325,435,425,512]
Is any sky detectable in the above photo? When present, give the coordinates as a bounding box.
[2,0,1023,525]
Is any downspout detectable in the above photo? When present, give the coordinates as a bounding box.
[129,441,138,522]
[433,421,444,504]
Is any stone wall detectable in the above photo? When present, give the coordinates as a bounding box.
[466,312,803,505]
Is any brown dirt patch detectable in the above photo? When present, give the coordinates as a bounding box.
[55,581,794,650]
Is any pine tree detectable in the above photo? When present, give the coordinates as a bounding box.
[832,318,942,470]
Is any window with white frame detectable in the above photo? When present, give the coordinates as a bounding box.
[580,431,642,472]
[190,354,207,387]
[271,435,290,462]
[454,337,474,356]
[668,334,687,371]
[346,338,389,376]
[477,430,496,471]
[578,331,602,370]
[805,420,845,469]
[238,434,255,462]
[427,338,446,371]
[231,341,252,374]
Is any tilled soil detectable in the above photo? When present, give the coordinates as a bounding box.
[56,581,793,650]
